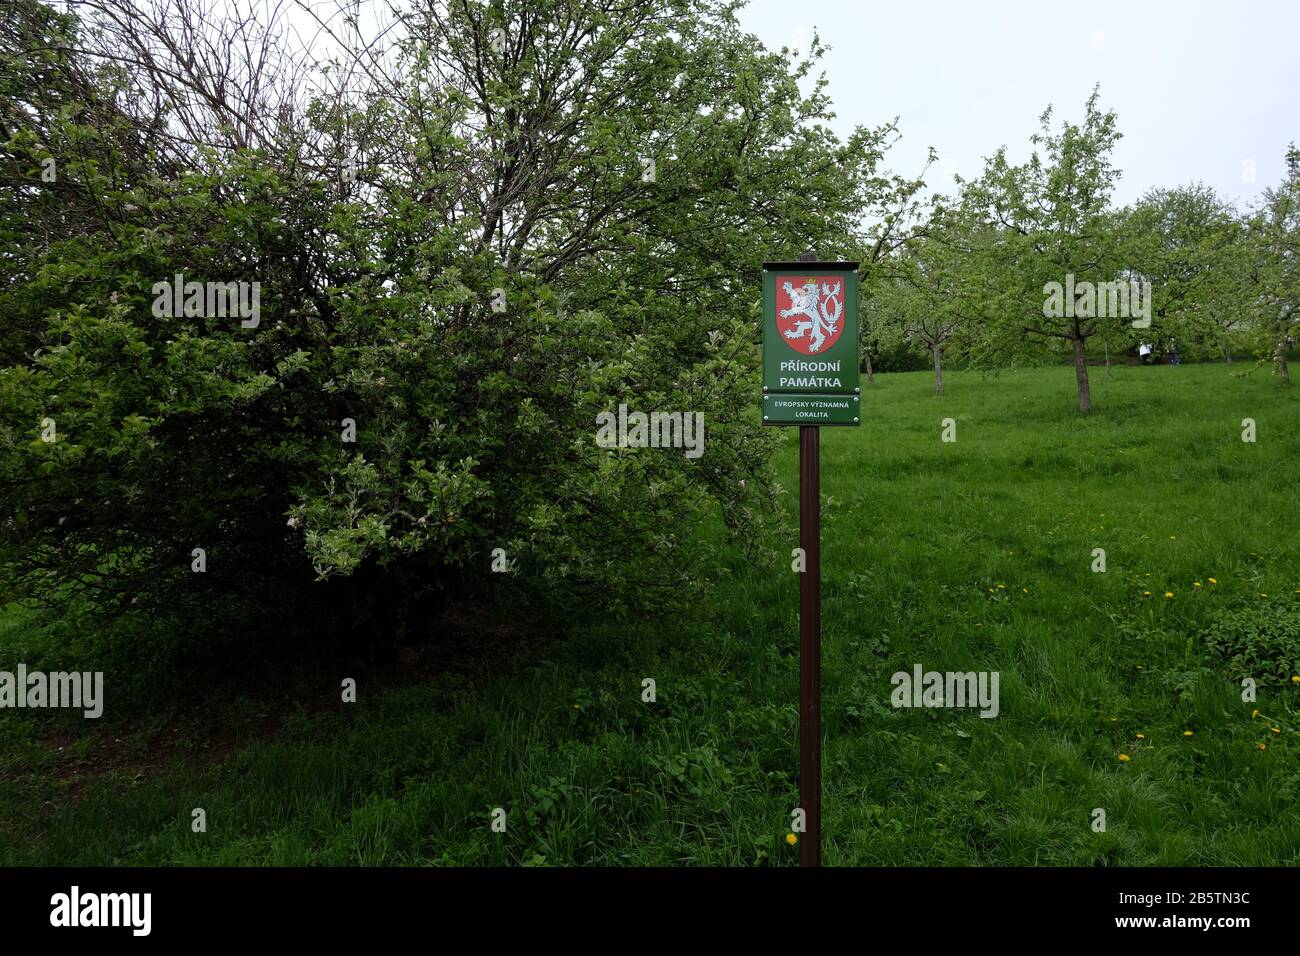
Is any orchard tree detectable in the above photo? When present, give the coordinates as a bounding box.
[854,146,941,386]
[963,88,1125,413]
[872,215,984,395]
[1244,144,1300,383]
[1123,184,1247,362]
[858,283,908,386]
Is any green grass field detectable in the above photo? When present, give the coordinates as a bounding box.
[3,361,1299,866]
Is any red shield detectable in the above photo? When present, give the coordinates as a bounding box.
[775,275,845,355]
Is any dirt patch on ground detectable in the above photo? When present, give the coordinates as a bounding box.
[26,603,550,797]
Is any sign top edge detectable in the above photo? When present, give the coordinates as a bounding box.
[763,261,860,272]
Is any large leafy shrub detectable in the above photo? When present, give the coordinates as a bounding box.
[0,0,912,646]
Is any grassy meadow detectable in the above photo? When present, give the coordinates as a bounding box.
[3,360,1299,866]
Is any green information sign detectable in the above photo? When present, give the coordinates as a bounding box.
[762,261,860,427]
[764,256,859,865]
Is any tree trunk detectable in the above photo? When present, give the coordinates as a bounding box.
[864,348,874,386]
[1222,339,1233,363]
[1279,337,1291,384]
[1104,339,1112,380]
[1072,336,1092,413]
[933,343,943,396]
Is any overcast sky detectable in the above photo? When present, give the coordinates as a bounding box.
[736,0,1299,211]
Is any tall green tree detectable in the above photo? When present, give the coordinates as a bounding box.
[870,209,987,395]
[1245,144,1300,383]
[962,88,1124,412]
[1123,184,1247,362]
[0,0,917,646]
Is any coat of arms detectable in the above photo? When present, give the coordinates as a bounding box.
[776,277,844,354]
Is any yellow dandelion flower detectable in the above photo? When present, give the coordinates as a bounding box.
[573,704,581,709]
[1183,730,1194,737]
[1252,709,1260,718]
[1259,592,1268,598]
[1258,743,1267,751]
[1136,733,1146,739]
[1193,582,1202,588]
[1164,592,1174,599]
[786,833,797,845]
[1271,727,1281,734]
[1022,587,1029,593]
[1170,535,1177,539]
[1208,578,1217,585]
[996,584,1006,590]
[1291,676,1300,683]
[1142,591,1152,597]
[1118,754,1131,762]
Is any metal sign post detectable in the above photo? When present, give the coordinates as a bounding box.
[762,254,860,867]
[798,421,821,867]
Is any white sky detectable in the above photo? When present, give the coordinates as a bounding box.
[736,0,1300,210]
[114,0,1297,212]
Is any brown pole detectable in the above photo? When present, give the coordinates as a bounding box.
[799,422,821,867]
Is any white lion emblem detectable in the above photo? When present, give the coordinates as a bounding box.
[780,279,842,353]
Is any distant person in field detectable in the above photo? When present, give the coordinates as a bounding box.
[1169,342,1181,365]
[1139,342,1153,365]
